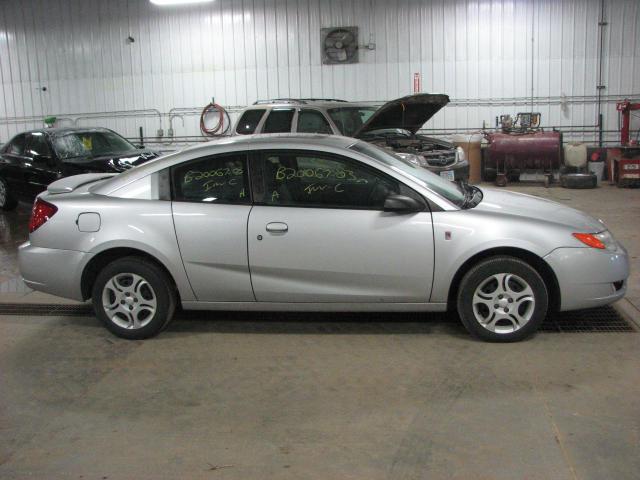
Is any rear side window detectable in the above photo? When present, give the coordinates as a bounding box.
[297,110,333,134]
[26,133,52,157]
[236,109,265,135]
[172,153,250,204]
[6,134,26,155]
[262,109,295,133]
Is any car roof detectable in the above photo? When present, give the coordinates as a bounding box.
[246,99,379,109]
[180,133,358,152]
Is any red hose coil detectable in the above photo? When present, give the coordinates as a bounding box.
[199,102,230,136]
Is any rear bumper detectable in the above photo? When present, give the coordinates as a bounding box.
[544,246,629,311]
[18,242,89,301]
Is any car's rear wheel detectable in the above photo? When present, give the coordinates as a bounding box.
[0,177,18,211]
[92,257,176,339]
[456,256,548,342]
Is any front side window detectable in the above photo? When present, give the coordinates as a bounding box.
[297,110,333,134]
[262,109,295,133]
[349,141,465,206]
[257,150,410,210]
[172,153,250,204]
[236,109,266,135]
[6,134,26,155]
[328,107,378,137]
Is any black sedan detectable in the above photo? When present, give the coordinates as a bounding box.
[0,127,159,210]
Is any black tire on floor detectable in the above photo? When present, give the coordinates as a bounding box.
[0,177,18,211]
[483,168,497,182]
[560,173,597,189]
[92,256,177,339]
[456,256,548,342]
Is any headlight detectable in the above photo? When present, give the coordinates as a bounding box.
[455,146,466,164]
[594,230,618,252]
[396,152,429,167]
[572,230,617,252]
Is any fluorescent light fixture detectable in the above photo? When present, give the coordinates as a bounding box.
[150,0,213,5]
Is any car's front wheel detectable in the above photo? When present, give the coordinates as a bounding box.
[0,177,18,211]
[457,256,548,342]
[92,257,176,339]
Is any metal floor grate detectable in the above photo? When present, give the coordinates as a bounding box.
[0,303,635,333]
[540,306,635,333]
[0,303,93,316]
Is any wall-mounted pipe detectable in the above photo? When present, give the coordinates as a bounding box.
[72,109,163,130]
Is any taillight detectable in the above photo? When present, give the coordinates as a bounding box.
[572,232,605,249]
[29,198,58,233]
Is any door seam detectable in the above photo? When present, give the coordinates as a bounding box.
[170,201,198,301]
[246,205,258,301]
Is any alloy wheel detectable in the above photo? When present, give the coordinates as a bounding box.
[472,273,536,334]
[102,273,157,329]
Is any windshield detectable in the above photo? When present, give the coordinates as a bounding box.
[52,131,137,159]
[328,107,378,137]
[349,141,466,207]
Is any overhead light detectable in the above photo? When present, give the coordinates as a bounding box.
[150,0,213,5]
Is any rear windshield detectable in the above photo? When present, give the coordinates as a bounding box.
[236,109,265,135]
[53,131,136,159]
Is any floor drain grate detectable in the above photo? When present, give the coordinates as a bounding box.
[0,303,93,316]
[0,303,634,333]
[541,305,634,333]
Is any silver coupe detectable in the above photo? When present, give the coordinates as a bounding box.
[18,134,629,341]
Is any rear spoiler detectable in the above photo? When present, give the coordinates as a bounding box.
[47,173,117,194]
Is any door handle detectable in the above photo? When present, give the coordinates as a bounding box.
[266,222,288,233]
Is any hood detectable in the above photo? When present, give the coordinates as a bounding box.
[475,188,606,232]
[354,93,449,137]
[61,150,159,173]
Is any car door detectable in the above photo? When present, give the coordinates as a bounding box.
[0,134,29,199]
[247,149,435,303]
[24,132,61,197]
[171,152,255,302]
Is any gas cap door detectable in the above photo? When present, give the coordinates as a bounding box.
[76,212,101,232]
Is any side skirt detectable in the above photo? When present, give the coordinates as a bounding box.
[181,301,448,312]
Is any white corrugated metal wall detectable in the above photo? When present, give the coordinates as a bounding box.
[0,0,639,145]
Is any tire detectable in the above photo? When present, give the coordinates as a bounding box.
[560,173,597,189]
[456,256,548,342]
[483,168,497,182]
[0,177,18,211]
[92,256,177,339]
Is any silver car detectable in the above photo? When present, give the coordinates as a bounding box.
[18,134,629,342]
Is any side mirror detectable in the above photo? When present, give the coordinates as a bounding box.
[383,194,424,213]
[135,144,145,149]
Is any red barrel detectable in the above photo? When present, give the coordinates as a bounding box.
[485,131,562,176]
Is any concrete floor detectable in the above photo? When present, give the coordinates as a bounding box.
[0,183,639,479]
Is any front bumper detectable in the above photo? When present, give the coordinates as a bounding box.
[425,160,469,181]
[18,242,89,301]
[544,246,629,311]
